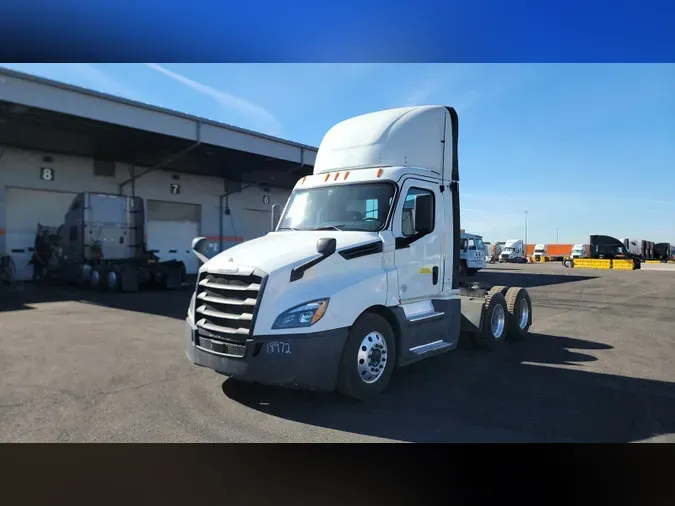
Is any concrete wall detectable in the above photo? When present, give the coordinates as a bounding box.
[0,146,292,255]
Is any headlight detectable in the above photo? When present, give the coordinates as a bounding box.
[272,299,329,329]
[188,292,196,321]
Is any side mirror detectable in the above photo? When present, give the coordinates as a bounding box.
[271,204,282,231]
[413,194,434,234]
[316,237,337,257]
[191,237,210,265]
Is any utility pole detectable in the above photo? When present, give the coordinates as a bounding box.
[556,228,559,243]
[524,211,528,247]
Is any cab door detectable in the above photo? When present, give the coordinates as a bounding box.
[392,179,443,303]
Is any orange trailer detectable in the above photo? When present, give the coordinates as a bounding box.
[526,244,573,260]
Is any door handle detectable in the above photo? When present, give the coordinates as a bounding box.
[432,266,439,285]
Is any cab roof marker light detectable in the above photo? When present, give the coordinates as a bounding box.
[333,172,340,181]
[301,176,306,184]
[343,171,350,180]
[324,173,330,182]
[376,168,384,178]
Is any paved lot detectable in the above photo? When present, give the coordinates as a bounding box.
[1,262,674,442]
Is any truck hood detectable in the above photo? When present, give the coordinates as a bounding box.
[202,230,381,274]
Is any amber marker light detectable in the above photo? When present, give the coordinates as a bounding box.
[343,171,350,180]
[376,168,384,178]
[311,300,329,324]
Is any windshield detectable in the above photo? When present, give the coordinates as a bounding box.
[278,183,396,232]
[503,248,514,253]
[534,247,545,253]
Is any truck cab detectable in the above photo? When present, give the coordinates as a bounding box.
[533,244,547,262]
[590,234,641,269]
[499,239,525,263]
[570,244,588,259]
[459,232,486,275]
[185,106,534,400]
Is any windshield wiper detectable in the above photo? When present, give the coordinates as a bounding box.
[277,226,298,231]
[313,225,344,231]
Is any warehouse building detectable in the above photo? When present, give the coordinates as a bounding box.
[0,67,316,280]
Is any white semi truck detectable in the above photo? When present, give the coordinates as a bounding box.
[185,106,534,400]
[459,232,486,275]
[570,244,589,259]
[499,239,526,263]
[532,244,547,262]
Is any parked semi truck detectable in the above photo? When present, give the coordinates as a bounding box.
[459,232,486,275]
[532,244,547,262]
[591,234,642,269]
[570,244,590,259]
[654,242,672,262]
[42,192,185,291]
[185,105,534,400]
[622,238,650,260]
[499,239,526,263]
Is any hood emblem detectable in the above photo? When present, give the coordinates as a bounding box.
[216,265,239,274]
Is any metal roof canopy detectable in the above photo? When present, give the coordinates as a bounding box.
[0,67,317,189]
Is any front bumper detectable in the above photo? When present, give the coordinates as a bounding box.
[185,319,349,391]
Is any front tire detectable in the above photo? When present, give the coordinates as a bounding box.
[337,313,396,400]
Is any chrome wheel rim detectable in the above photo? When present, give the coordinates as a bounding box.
[107,271,118,290]
[81,264,92,283]
[90,270,101,288]
[357,331,387,384]
[518,298,529,329]
[491,304,506,339]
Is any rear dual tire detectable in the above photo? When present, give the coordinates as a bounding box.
[473,286,532,350]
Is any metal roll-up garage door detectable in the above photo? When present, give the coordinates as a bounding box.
[146,200,201,275]
[241,208,272,241]
[5,188,77,281]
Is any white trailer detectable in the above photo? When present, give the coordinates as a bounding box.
[459,232,486,275]
[185,106,534,400]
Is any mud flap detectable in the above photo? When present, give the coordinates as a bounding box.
[460,296,484,333]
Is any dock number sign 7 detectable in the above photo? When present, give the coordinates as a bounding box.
[170,183,181,195]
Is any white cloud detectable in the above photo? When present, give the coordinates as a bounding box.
[144,63,282,136]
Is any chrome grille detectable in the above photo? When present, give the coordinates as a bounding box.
[195,271,264,341]
[196,336,247,358]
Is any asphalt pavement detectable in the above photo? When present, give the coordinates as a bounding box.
[1,262,673,442]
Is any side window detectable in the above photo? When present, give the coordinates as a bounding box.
[401,187,434,237]
[468,239,476,250]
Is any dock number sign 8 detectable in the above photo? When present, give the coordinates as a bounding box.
[40,167,54,181]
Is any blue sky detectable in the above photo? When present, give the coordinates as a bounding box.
[1,63,673,244]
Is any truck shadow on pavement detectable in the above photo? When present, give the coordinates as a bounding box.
[222,333,674,443]
[0,282,192,319]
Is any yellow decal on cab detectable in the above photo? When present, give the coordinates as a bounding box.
[419,267,432,274]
